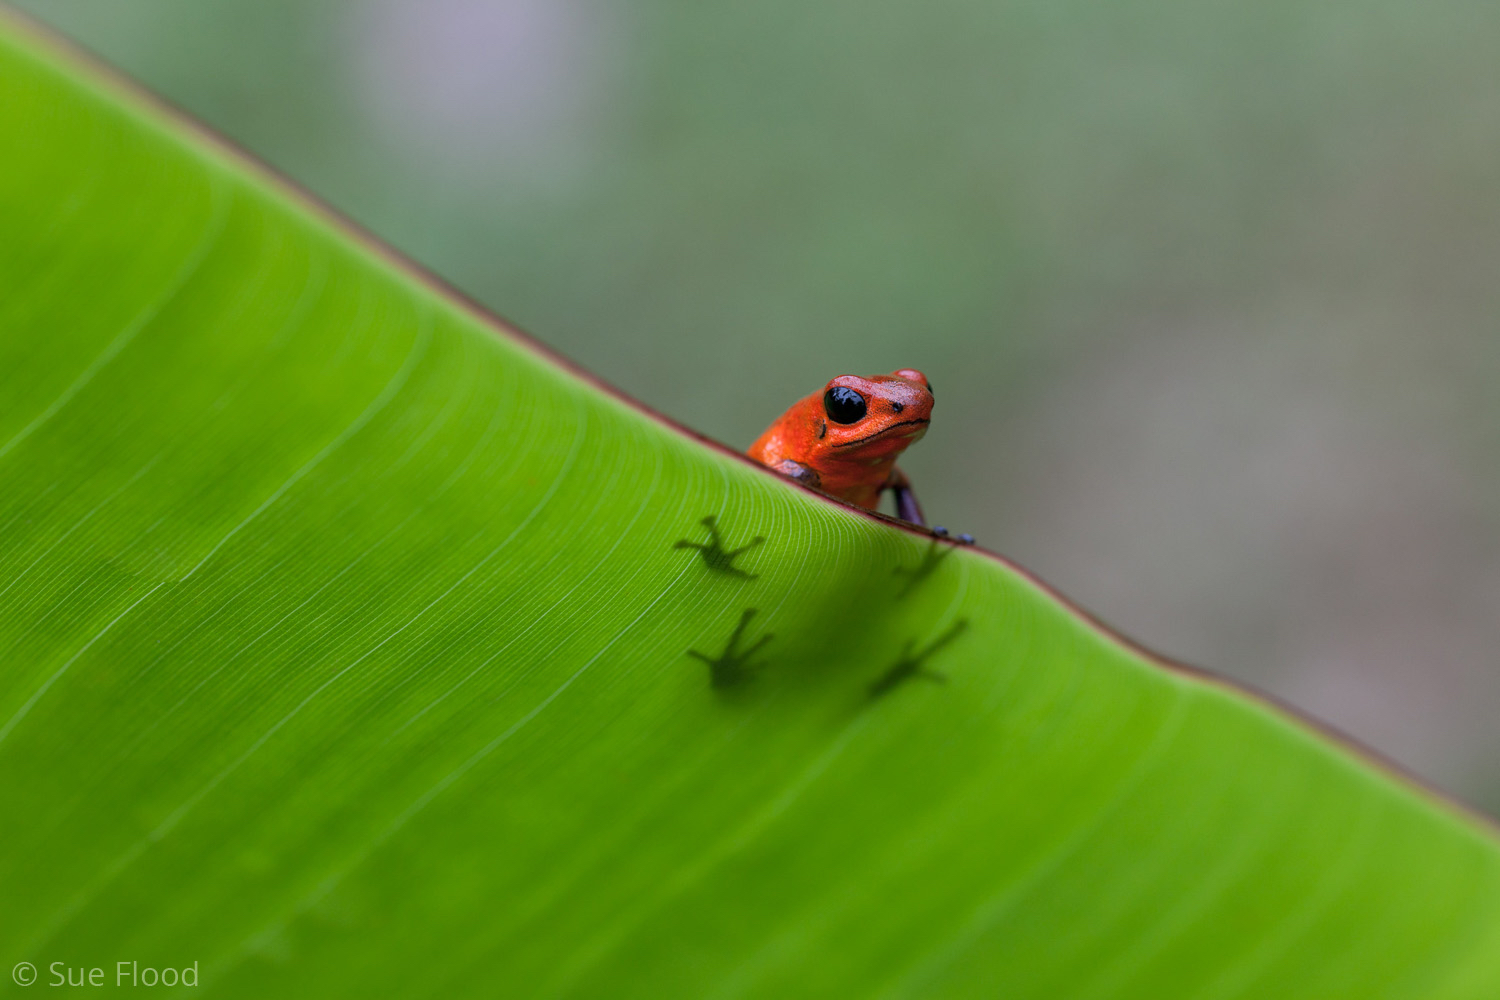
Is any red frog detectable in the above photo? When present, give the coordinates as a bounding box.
[749,369,934,525]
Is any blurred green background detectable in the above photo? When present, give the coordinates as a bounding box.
[14,0,1500,812]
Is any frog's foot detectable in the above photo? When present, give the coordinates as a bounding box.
[771,459,821,489]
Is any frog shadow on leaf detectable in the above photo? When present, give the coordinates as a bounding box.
[868,619,969,698]
[673,514,764,580]
[892,537,955,598]
[687,607,773,690]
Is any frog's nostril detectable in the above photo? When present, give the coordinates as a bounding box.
[891,402,904,413]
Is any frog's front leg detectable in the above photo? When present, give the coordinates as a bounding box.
[885,465,925,526]
[770,458,821,489]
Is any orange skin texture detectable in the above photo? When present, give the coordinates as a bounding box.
[749,369,933,511]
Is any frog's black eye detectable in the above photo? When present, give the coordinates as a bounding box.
[823,386,867,424]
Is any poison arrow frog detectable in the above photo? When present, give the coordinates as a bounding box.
[749,369,934,526]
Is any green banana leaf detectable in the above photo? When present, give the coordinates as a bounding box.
[3,12,1499,998]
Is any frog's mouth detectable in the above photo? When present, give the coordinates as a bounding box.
[831,418,930,449]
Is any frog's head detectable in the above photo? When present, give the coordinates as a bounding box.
[818,368,933,460]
